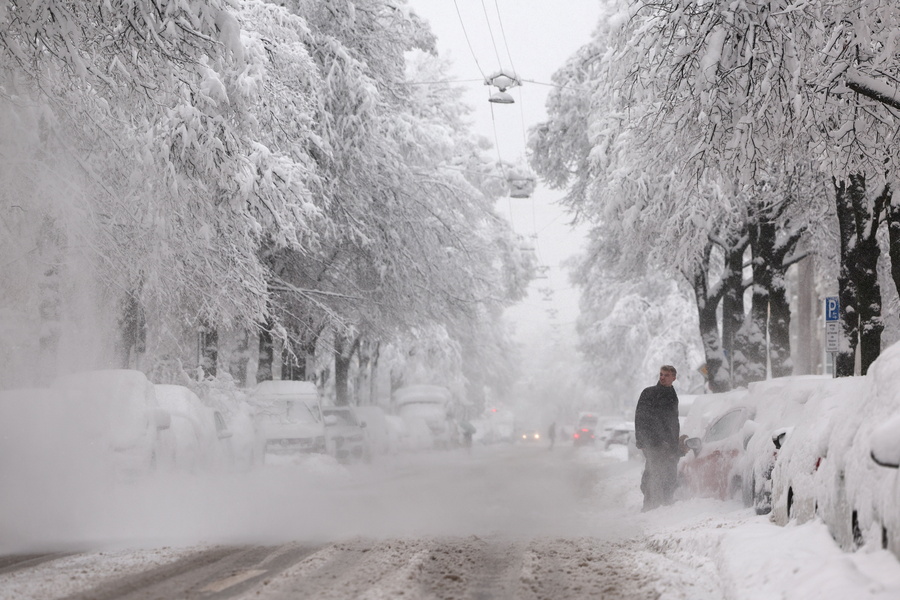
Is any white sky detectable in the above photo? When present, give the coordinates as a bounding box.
[406,0,600,343]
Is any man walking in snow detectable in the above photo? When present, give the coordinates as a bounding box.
[634,365,680,511]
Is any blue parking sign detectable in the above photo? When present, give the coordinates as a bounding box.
[825,296,840,322]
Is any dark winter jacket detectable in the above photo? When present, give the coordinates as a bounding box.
[634,384,679,451]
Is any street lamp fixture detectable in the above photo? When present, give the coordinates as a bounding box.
[489,90,515,104]
[485,70,521,104]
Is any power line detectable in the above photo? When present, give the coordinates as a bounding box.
[401,78,484,85]
[493,0,518,76]
[487,1,530,153]
[402,77,591,94]
[520,78,593,93]
[452,0,487,79]
[480,0,505,68]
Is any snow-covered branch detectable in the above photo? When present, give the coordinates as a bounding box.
[845,69,900,111]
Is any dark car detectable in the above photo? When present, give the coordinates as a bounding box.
[573,414,599,447]
[519,430,542,443]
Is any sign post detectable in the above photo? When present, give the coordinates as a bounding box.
[825,296,840,377]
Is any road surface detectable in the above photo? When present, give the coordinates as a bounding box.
[0,444,729,599]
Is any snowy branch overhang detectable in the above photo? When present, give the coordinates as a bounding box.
[845,69,900,111]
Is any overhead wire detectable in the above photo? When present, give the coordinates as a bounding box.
[493,0,517,74]
[401,78,484,85]
[490,0,530,153]
[480,0,505,69]
[452,0,487,81]
[452,0,549,274]
[486,0,544,269]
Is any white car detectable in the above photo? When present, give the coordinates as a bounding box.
[355,406,393,456]
[250,380,327,457]
[322,406,367,462]
[154,384,233,472]
[50,369,172,479]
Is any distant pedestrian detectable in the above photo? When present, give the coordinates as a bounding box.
[460,420,476,453]
[634,365,680,511]
[548,422,556,450]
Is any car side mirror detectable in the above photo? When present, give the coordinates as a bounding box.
[741,419,758,450]
[871,418,900,468]
[150,408,171,431]
[324,415,338,426]
[772,431,788,450]
[685,437,702,456]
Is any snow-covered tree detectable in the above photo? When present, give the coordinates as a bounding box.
[532,0,900,385]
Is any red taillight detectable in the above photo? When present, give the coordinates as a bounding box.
[815,457,822,471]
[573,433,580,439]
[581,428,589,432]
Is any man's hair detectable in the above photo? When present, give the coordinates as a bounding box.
[660,365,677,376]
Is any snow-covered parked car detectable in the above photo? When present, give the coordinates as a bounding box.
[679,404,756,501]
[192,379,257,471]
[807,345,900,553]
[322,405,367,462]
[154,384,233,472]
[393,384,454,449]
[50,369,172,480]
[769,377,853,527]
[603,421,638,459]
[354,405,392,456]
[734,376,833,515]
[250,380,327,459]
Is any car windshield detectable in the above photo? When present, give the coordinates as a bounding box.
[283,401,318,423]
[704,409,747,443]
[579,416,599,428]
[324,409,358,426]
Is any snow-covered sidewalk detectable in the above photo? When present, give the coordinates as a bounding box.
[580,447,900,599]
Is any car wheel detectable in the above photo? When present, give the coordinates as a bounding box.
[755,491,772,516]
[852,511,864,548]
[729,476,743,501]
[742,475,754,507]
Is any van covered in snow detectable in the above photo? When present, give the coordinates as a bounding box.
[393,384,454,449]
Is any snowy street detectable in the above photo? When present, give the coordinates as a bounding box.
[4,445,900,600]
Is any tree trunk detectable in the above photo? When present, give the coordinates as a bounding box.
[116,289,146,369]
[333,331,361,406]
[227,330,250,387]
[369,341,381,405]
[834,175,886,376]
[721,236,749,388]
[257,322,274,383]
[37,216,62,383]
[888,185,900,299]
[354,339,372,405]
[688,245,729,392]
[854,179,886,375]
[794,254,817,375]
[747,221,773,381]
[748,208,804,380]
[280,330,303,381]
[199,324,217,378]
[768,268,792,378]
